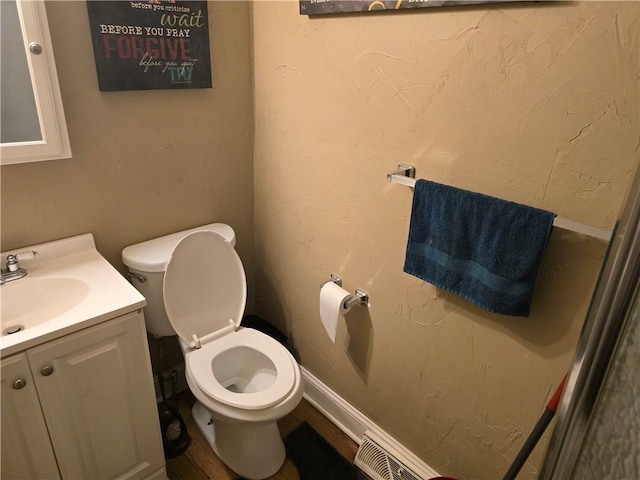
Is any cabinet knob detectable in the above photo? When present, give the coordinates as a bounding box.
[13,378,27,389]
[29,42,43,55]
[40,365,54,376]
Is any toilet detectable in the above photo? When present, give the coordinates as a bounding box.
[122,224,303,480]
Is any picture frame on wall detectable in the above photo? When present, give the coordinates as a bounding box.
[86,0,212,91]
[300,0,528,16]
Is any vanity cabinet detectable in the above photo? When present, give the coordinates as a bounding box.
[1,311,165,480]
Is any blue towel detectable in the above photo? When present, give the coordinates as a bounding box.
[403,179,556,317]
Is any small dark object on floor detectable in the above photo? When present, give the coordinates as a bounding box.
[285,421,360,480]
[241,314,289,346]
[157,370,190,459]
[157,401,190,458]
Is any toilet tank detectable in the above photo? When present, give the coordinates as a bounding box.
[122,223,236,337]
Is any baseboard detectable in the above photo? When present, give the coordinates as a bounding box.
[301,366,370,444]
[301,366,440,478]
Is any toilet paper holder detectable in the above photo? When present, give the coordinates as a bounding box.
[343,289,369,310]
[321,274,369,310]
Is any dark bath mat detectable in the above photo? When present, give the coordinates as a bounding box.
[285,421,361,480]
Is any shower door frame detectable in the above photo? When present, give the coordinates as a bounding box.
[539,164,640,479]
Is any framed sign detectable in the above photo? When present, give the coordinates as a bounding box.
[300,0,525,15]
[86,0,212,91]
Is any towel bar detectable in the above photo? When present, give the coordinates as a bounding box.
[387,164,612,241]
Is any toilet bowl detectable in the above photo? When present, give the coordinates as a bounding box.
[122,225,303,480]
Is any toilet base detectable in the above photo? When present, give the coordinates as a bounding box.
[192,401,286,480]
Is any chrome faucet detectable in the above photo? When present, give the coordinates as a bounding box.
[1,250,38,285]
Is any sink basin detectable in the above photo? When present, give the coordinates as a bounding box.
[0,233,145,357]
[1,277,90,335]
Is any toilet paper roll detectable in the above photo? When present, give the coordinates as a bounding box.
[319,282,352,344]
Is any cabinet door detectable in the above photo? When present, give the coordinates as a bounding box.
[27,311,164,480]
[0,353,60,480]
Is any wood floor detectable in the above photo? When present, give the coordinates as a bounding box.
[165,392,360,480]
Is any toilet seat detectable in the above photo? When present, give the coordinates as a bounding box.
[187,328,296,410]
[163,231,296,411]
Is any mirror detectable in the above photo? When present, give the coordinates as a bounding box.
[0,0,71,165]
[1,0,41,144]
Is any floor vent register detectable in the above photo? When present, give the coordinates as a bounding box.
[354,431,427,480]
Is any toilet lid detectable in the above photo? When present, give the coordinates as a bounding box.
[163,231,246,344]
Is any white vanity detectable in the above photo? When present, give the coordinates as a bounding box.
[1,234,166,480]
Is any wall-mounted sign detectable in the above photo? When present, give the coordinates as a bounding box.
[300,0,524,15]
[86,0,212,91]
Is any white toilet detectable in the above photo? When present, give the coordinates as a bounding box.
[122,223,303,480]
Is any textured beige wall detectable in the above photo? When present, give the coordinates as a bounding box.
[252,2,639,479]
[1,1,254,283]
